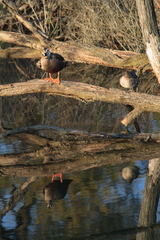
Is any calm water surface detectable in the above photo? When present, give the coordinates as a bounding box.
[1,160,160,240]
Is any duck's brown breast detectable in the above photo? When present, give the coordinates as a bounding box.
[39,54,66,73]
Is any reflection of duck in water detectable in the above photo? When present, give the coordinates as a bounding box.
[43,172,73,208]
[122,166,140,183]
[119,70,138,91]
[36,48,67,84]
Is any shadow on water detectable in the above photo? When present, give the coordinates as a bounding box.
[1,59,160,239]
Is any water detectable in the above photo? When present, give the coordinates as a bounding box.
[0,160,157,240]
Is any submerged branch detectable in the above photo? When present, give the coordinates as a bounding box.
[0,131,160,175]
[1,125,160,173]
[1,124,160,141]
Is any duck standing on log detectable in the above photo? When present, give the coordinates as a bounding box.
[119,70,139,92]
[36,48,67,84]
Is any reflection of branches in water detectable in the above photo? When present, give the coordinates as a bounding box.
[0,176,38,220]
[12,59,31,80]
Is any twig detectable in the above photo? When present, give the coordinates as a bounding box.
[2,0,49,46]
[121,107,143,126]
[13,59,31,80]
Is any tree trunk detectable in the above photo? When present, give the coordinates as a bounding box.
[136,0,160,82]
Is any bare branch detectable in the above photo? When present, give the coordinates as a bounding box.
[2,0,48,46]
[121,108,143,126]
[0,31,151,71]
[0,80,160,126]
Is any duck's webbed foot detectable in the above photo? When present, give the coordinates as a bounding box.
[44,72,61,84]
[51,172,63,183]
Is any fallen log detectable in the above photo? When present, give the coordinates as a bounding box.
[0,31,151,72]
[1,125,160,141]
[0,80,160,126]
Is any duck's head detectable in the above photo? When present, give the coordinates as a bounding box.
[47,200,53,208]
[42,48,52,59]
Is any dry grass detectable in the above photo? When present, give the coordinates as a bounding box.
[1,0,160,51]
[1,0,156,52]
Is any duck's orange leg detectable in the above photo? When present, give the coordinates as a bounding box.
[51,172,63,183]
[44,72,61,84]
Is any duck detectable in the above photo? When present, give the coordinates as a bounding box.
[43,172,73,208]
[36,48,67,84]
[122,166,140,183]
[119,70,138,91]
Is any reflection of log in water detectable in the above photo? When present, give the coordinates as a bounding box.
[1,129,160,177]
[0,177,38,220]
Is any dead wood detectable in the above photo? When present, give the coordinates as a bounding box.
[0,0,150,71]
[0,136,160,177]
[0,46,40,59]
[0,31,151,72]
[1,125,160,141]
[1,125,160,173]
[0,80,160,126]
[136,0,160,82]
[1,0,158,76]
[2,0,48,45]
